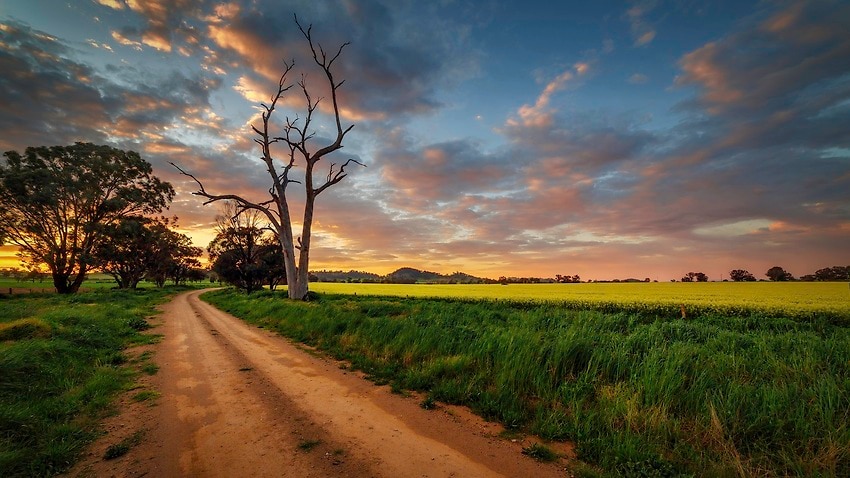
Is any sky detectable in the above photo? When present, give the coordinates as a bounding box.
[1,0,848,281]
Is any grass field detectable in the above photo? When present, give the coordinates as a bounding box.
[204,284,850,477]
[0,275,139,293]
[0,275,207,294]
[309,282,850,321]
[0,287,180,476]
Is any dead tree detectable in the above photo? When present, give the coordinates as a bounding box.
[174,18,362,299]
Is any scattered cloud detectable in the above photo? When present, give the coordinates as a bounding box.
[625,0,658,47]
[95,0,204,53]
[1,1,848,279]
[505,63,588,129]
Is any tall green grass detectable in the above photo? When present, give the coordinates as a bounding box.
[204,290,850,477]
[0,288,178,476]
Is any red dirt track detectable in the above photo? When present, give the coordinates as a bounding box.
[67,289,569,477]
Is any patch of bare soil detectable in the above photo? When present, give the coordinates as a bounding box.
[66,289,572,477]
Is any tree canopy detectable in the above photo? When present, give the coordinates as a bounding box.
[92,216,200,289]
[681,272,709,282]
[729,269,757,282]
[208,203,284,293]
[0,143,174,293]
[766,266,794,282]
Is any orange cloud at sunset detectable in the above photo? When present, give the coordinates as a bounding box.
[0,1,847,282]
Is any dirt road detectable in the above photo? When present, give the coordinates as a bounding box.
[69,289,568,477]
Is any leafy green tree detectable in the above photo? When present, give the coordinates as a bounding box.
[730,269,756,282]
[0,143,173,293]
[208,235,283,293]
[766,266,794,281]
[147,226,202,287]
[93,216,156,289]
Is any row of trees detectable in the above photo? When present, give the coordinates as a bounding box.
[0,143,190,293]
[729,266,849,282]
[801,266,850,282]
[94,216,202,288]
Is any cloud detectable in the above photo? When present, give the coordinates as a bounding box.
[0,19,231,185]
[433,1,850,278]
[379,137,514,206]
[201,0,479,121]
[95,0,204,53]
[628,73,648,84]
[625,0,658,47]
[676,2,850,115]
[0,21,113,150]
[232,75,269,103]
[3,2,849,280]
[505,63,589,129]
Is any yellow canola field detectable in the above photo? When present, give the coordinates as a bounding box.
[310,281,850,319]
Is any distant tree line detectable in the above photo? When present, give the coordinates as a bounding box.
[726,265,849,282]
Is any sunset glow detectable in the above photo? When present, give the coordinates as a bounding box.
[1,1,848,280]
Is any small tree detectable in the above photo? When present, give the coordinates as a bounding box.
[0,143,173,293]
[163,235,202,287]
[174,18,362,300]
[92,216,199,289]
[92,217,156,289]
[681,272,708,282]
[766,266,793,281]
[729,269,756,282]
[208,203,285,293]
[146,224,202,287]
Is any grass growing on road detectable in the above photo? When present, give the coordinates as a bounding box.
[0,288,178,476]
[204,289,850,477]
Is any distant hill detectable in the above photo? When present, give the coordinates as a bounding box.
[386,267,491,284]
[311,267,490,284]
[311,270,382,283]
[386,267,443,283]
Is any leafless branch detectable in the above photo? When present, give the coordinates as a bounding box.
[170,162,282,229]
[314,158,366,196]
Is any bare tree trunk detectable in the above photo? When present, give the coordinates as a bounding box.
[173,17,361,300]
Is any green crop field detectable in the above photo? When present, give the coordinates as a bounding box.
[309,282,850,321]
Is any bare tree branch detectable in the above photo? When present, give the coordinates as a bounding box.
[176,18,360,299]
[314,158,366,196]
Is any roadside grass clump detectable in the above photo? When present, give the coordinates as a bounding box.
[203,289,850,477]
[0,317,52,341]
[140,362,159,376]
[0,287,176,476]
[103,430,145,460]
[131,390,160,403]
[522,443,559,462]
[420,394,437,410]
